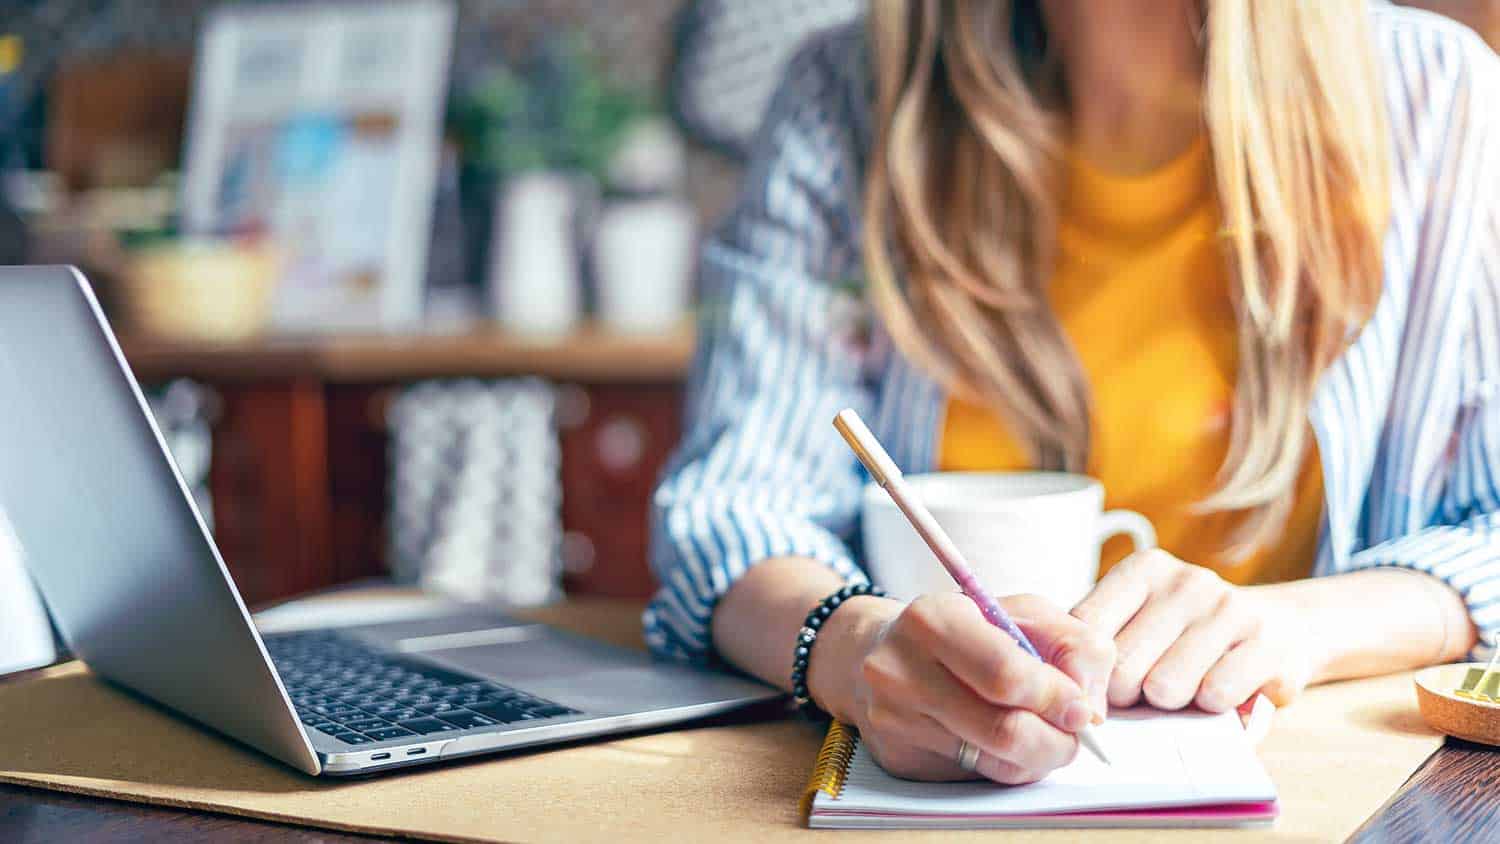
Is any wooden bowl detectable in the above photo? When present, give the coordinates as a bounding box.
[1414,663,1500,746]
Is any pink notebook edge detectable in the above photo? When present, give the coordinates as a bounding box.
[813,799,1279,822]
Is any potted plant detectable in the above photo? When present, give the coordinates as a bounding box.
[449,33,652,335]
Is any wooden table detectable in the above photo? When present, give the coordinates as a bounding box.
[0,710,1496,842]
[0,783,386,842]
[2,592,1499,843]
[1348,740,1500,843]
[0,744,1490,843]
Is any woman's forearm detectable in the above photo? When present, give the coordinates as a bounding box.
[1255,568,1477,685]
[713,558,1473,719]
[711,556,898,722]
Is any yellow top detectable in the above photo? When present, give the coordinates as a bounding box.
[938,137,1323,585]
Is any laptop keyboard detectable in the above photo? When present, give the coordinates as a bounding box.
[264,630,581,746]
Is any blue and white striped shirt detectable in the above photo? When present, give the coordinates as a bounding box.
[645,5,1500,663]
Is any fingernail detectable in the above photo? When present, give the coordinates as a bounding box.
[1086,680,1107,723]
[1199,686,1228,712]
[1063,700,1091,732]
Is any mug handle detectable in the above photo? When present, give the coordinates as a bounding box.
[1097,509,1156,554]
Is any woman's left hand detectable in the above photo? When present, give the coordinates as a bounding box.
[1071,549,1315,713]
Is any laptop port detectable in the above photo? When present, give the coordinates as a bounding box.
[407,747,427,756]
[371,752,391,761]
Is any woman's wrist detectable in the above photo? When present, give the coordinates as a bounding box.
[805,595,903,723]
[1243,580,1326,683]
[1250,569,1477,686]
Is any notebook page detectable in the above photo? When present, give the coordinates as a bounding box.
[822,707,1276,817]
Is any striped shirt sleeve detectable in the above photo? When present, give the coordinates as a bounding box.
[1344,29,1500,656]
[643,31,874,662]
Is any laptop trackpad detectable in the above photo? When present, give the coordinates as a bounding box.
[419,640,739,712]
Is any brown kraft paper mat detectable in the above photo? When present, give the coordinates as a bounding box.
[0,597,1445,843]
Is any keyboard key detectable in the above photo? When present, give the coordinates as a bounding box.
[364,726,417,741]
[437,711,499,730]
[341,717,390,732]
[398,717,464,735]
[366,704,420,720]
[333,732,374,745]
[266,631,560,742]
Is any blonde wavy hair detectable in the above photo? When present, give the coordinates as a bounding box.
[863,0,1390,553]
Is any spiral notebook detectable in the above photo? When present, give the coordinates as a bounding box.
[802,708,1278,829]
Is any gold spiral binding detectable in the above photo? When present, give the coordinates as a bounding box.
[800,720,860,821]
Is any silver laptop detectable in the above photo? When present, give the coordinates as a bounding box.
[0,266,779,776]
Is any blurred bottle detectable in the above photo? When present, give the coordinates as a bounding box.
[489,171,583,336]
[592,118,696,334]
[594,198,695,334]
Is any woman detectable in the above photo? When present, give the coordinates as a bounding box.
[648,0,1500,785]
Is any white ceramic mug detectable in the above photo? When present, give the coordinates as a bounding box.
[862,472,1156,610]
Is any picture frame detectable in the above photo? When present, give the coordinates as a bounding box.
[181,0,454,332]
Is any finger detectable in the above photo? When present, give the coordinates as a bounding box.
[900,594,1090,731]
[862,710,979,782]
[865,740,966,782]
[975,751,1041,786]
[1141,603,1253,710]
[1109,569,1227,708]
[866,712,1054,785]
[866,709,1055,785]
[1197,640,1282,712]
[1071,549,1178,636]
[1107,603,1193,708]
[868,720,1044,784]
[1004,594,1116,719]
[928,691,1080,778]
[949,728,1061,786]
[865,645,1080,780]
[859,652,994,781]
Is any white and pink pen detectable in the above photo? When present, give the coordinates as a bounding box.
[832,408,1111,765]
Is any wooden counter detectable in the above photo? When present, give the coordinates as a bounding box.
[119,323,696,606]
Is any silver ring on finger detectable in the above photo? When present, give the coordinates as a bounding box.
[956,739,981,773]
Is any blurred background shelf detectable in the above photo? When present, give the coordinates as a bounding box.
[118,323,693,608]
[119,320,696,382]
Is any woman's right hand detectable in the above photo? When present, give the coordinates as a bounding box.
[808,592,1114,784]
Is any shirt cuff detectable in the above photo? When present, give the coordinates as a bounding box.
[644,507,868,663]
[1344,523,1500,660]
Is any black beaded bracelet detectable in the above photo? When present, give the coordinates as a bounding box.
[791,582,887,718]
